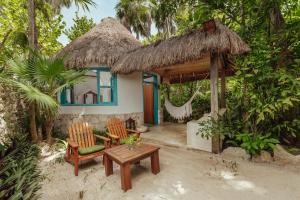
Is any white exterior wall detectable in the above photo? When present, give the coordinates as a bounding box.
[59,72,143,115]
[55,72,144,133]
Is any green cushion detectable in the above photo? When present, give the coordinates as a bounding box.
[78,145,105,155]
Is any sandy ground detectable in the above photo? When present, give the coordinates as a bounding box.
[39,144,300,200]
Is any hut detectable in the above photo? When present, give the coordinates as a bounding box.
[56,17,144,132]
[112,19,250,153]
[56,17,250,152]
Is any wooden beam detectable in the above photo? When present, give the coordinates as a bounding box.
[210,53,221,154]
[153,55,210,75]
[220,64,226,108]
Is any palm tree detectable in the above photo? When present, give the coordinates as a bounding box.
[150,0,178,39]
[49,0,96,13]
[1,53,85,144]
[32,53,86,144]
[26,0,95,142]
[115,0,152,39]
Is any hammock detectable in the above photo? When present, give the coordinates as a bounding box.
[164,84,202,120]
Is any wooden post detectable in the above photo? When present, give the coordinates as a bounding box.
[220,65,226,108]
[210,53,221,154]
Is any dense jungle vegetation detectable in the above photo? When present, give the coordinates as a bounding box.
[115,0,300,154]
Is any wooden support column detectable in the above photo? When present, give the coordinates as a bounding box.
[210,53,221,154]
[220,65,226,108]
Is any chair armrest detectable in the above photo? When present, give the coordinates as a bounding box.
[106,133,120,145]
[126,129,141,137]
[126,129,140,133]
[67,138,79,148]
[95,135,110,142]
[95,135,111,148]
[106,133,120,140]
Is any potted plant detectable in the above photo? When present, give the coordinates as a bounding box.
[122,135,142,150]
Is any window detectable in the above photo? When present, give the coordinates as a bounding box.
[60,68,117,106]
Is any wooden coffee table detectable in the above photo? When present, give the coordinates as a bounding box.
[103,144,160,192]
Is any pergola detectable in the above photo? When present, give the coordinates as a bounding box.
[112,19,250,153]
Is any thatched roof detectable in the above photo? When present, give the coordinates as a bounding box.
[57,17,142,68]
[112,20,250,74]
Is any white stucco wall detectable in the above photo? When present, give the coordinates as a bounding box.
[59,72,143,115]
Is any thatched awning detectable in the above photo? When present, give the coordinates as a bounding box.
[56,17,142,69]
[112,20,250,76]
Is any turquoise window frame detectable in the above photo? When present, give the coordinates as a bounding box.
[60,67,118,106]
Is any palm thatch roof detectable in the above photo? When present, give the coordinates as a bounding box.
[56,17,142,68]
[112,19,250,74]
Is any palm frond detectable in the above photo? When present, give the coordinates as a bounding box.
[53,69,86,95]
[49,0,96,12]
[10,80,58,112]
[74,0,96,11]
[6,56,35,82]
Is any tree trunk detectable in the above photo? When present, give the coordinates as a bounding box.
[269,2,291,68]
[28,0,38,49]
[28,0,39,142]
[45,115,54,145]
[36,104,43,141]
[28,103,38,142]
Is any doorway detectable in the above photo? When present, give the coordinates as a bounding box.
[143,73,158,125]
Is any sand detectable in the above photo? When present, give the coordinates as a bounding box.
[39,144,300,200]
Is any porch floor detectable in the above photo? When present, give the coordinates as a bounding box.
[141,123,187,148]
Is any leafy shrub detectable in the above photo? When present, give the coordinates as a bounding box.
[232,133,279,156]
[93,128,107,137]
[0,134,41,200]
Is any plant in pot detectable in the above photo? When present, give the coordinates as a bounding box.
[122,135,142,150]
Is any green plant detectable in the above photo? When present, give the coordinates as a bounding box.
[56,139,68,150]
[1,52,86,143]
[64,12,96,42]
[0,134,41,199]
[233,133,279,156]
[121,134,138,146]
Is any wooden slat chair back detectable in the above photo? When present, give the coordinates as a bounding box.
[107,118,128,141]
[68,122,95,148]
[66,122,111,176]
[106,118,141,145]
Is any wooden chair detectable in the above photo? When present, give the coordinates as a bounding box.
[66,122,111,176]
[106,118,141,146]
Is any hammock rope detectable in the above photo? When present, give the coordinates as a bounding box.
[164,83,203,120]
[164,74,209,120]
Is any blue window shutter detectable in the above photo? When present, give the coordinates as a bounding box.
[60,88,66,104]
[60,67,118,106]
[96,69,100,104]
[112,74,118,105]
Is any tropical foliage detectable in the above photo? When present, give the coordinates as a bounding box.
[0,0,98,198]
[128,0,300,154]
[0,134,41,200]
[64,12,96,42]
[115,0,152,39]
[1,52,86,143]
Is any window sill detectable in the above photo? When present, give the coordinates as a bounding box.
[60,102,118,106]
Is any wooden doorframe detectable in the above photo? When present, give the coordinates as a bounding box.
[143,73,159,125]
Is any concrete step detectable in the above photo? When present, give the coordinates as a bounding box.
[141,136,205,153]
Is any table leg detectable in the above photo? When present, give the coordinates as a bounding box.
[151,150,160,175]
[120,163,132,192]
[104,154,113,176]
